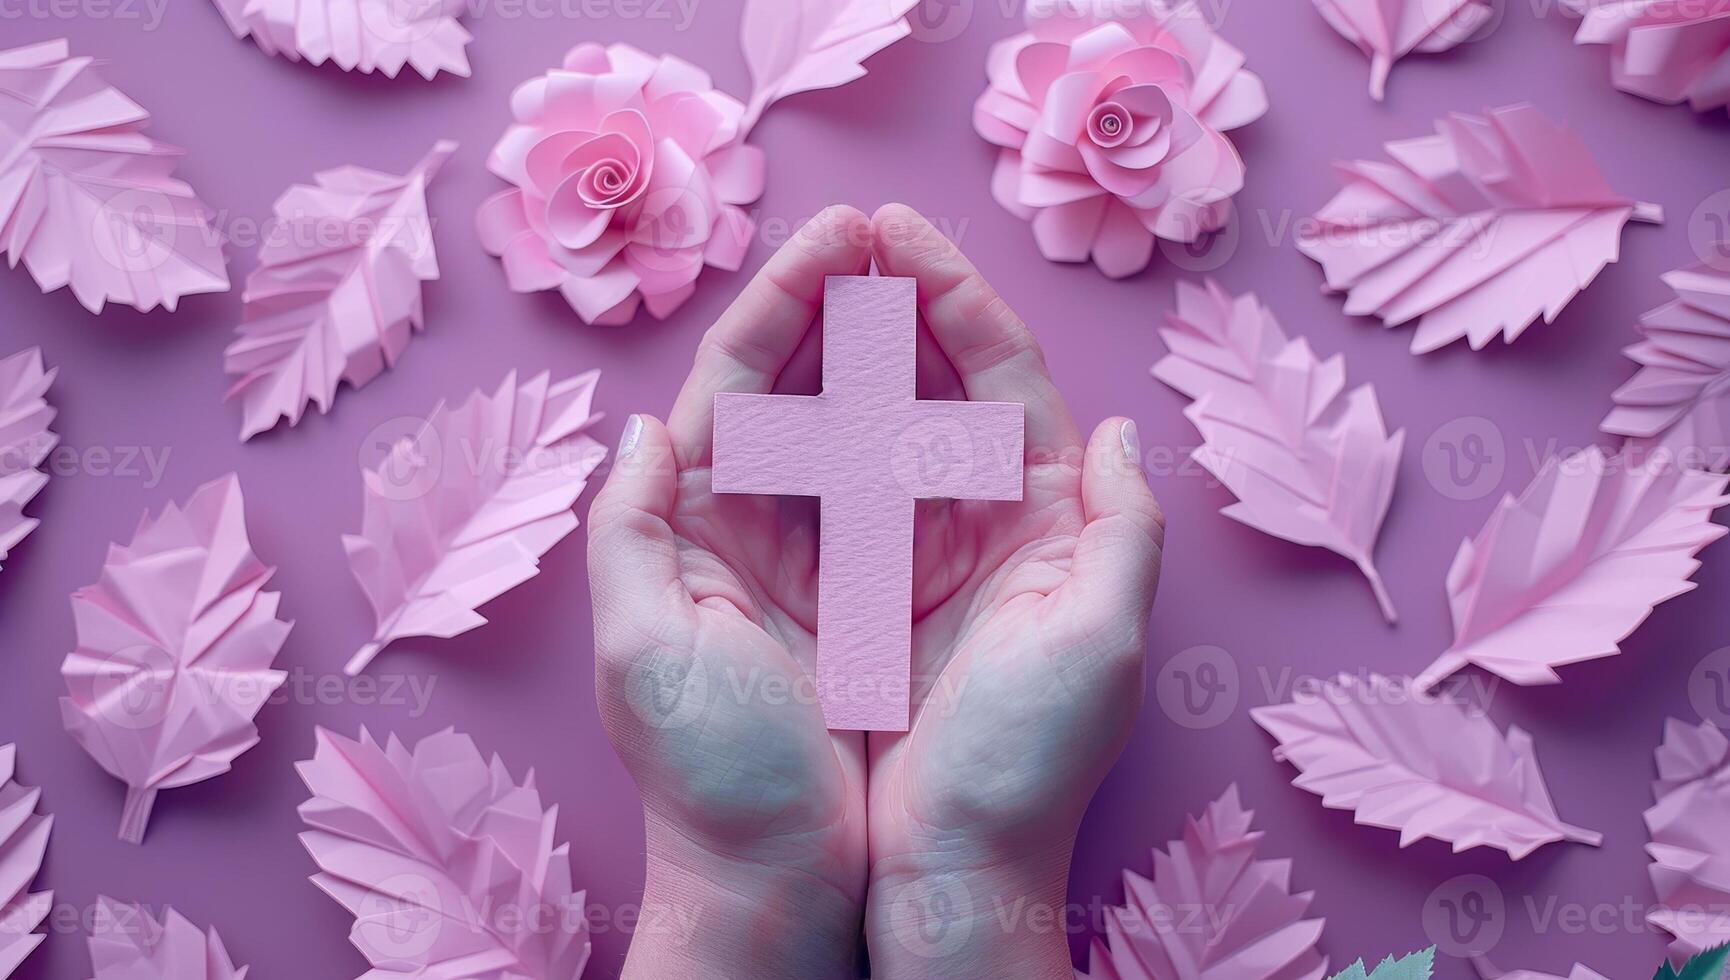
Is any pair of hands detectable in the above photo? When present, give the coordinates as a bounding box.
[586,204,1165,979]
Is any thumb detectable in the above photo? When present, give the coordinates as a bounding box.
[587,414,688,658]
[1068,417,1165,629]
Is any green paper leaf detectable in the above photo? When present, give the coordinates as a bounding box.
[1656,945,1730,980]
[1330,947,1436,980]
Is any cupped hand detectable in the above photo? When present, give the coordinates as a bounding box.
[587,205,873,979]
[863,205,1164,980]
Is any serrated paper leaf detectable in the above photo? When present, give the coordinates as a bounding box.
[342,370,605,675]
[0,40,229,314]
[0,349,57,571]
[297,727,590,980]
[1330,948,1434,980]
[1602,263,1730,471]
[1252,673,1601,859]
[1646,720,1730,965]
[1565,0,1730,114]
[1310,0,1494,100]
[0,746,51,980]
[1655,945,1730,980]
[1079,785,1328,980]
[210,0,472,79]
[1297,103,1662,354]
[224,140,456,441]
[1153,279,1404,621]
[59,474,292,844]
[1416,447,1729,690]
[87,897,248,980]
[738,0,918,134]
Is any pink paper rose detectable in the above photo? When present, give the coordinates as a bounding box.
[975,0,1267,278]
[478,43,766,324]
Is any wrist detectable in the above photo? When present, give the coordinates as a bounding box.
[865,841,1076,980]
[624,819,864,979]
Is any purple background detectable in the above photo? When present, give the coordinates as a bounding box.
[4,0,1729,976]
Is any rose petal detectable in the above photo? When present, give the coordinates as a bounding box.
[704,205,756,271]
[1032,195,1108,262]
[1091,199,1154,278]
[1015,40,1072,104]
[500,233,568,291]
[546,178,615,249]
[524,130,597,194]
[641,280,698,320]
[1066,22,1140,71]
[991,149,1037,220]
[476,189,531,256]
[559,259,640,322]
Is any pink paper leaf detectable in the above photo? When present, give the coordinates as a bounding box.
[1079,785,1328,980]
[1644,718,1730,963]
[297,727,591,979]
[1416,447,1729,689]
[209,0,471,79]
[1602,263,1730,471]
[1309,0,1494,100]
[1251,673,1602,859]
[59,475,292,844]
[0,745,52,979]
[1153,280,1404,621]
[224,140,457,441]
[1471,958,1610,980]
[0,349,58,570]
[1296,103,1663,354]
[738,0,918,134]
[86,897,247,980]
[0,40,229,314]
[343,370,605,675]
[478,44,767,325]
[1564,0,1730,113]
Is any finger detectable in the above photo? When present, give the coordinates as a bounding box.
[587,414,690,660]
[1069,418,1165,632]
[870,202,1082,453]
[667,205,873,466]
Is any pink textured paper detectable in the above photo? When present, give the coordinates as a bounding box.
[712,276,1024,731]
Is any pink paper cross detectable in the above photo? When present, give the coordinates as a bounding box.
[712,276,1026,731]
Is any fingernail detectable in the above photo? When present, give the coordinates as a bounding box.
[1119,419,1140,466]
[619,414,644,459]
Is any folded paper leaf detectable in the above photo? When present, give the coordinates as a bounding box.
[59,474,291,844]
[1564,0,1730,113]
[1297,103,1662,354]
[478,44,767,325]
[1079,785,1328,980]
[0,746,52,979]
[1645,719,1730,964]
[343,370,605,675]
[1416,447,1729,690]
[1310,0,1493,100]
[1602,263,1730,471]
[1330,949,1434,980]
[1153,280,1404,621]
[739,0,916,133]
[297,727,590,979]
[0,40,229,314]
[1655,946,1730,980]
[224,140,457,441]
[1472,960,1610,980]
[1252,673,1601,859]
[975,0,1267,279]
[0,349,57,571]
[86,897,247,980]
[209,0,471,79]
